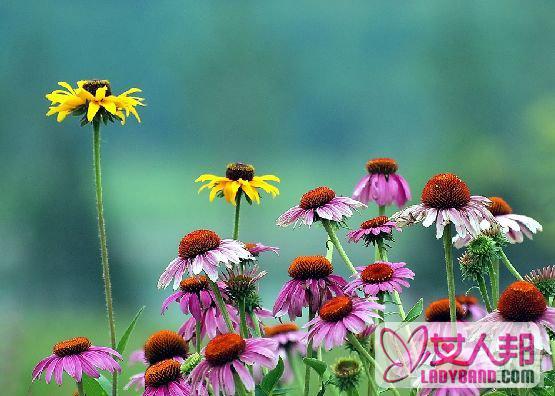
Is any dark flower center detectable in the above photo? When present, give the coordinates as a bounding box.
[488,196,513,216]
[82,79,112,96]
[264,323,299,337]
[53,337,91,357]
[144,330,188,365]
[361,263,394,283]
[205,333,246,366]
[226,162,255,181]
[144,359,181,387]
[299,187,336,210]
[366,158,398,175]
[319,296,353,322]
[360,216,389,229]
[179,276,209,293]
[456,295,479,306]
[498,281,546,322]
[421,173,471,209]
[425,299,465,322]
[288,256,333,280]
[178,230,221,259]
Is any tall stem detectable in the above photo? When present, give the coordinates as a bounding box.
[77,381,85,396]
[378,205,386,217]
[477,274,493,312]
[233,191,242,240]
[287,349,304,390]
[303,309,316,396]
[488,261,499,308]
[442,224,457,323]
[238,299,249,338]
[494,259,500,304]
[346,333,390,396]
[92,122,117,396]
[499,249,523,280]
[208,279,234,331]
[322,220,357,275]
[392,291,407,320]
[325,238,334,262]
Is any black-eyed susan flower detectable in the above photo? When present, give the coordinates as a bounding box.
[195,162,280,205]
[45,80,144,125]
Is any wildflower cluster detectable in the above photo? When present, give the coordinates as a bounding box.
[33,82,553,396]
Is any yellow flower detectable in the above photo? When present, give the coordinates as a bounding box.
[46,80,145,125]
[196,163,280,205]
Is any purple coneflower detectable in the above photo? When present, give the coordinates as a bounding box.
[179,304,239,341]
[143,359,192,396]
[273,256,347,320]
[276,186,365,227]
[161,275,215,320]
[479,281,555,351]
[244,242,279,256]
[352,158,411,207]
[32,337,121,385]
[392,173,494,239]
[482,197,542,243]
[158,229,252,288]
[305,295,383,350]
[345,261,414,296]
[124,349,147,391]
[346,216,400,246]
[456,295,487,321]
[143,330,189,365]
[190,333,278,395]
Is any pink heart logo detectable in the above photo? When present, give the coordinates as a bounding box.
[380,325,431,383]
[441,343,455,353]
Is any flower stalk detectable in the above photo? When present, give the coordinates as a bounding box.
[208,279,234,332]
[477,274,493,312]
[195,321,202,353]
[499,249,523,280]
[304,308,316,396]
[92,122,118,396]
[322,219,357,275]
[442,224,457,323]
[233,191,242,241]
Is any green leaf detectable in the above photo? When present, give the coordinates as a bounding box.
[481,391,509,396]
[258,357,285,395]
[403,298,423,322]
[302,357,328,376]
[97,374,112,395]
[117,305,145,354]
[82,375,108,396]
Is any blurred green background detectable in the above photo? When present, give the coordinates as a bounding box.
[1,1,554,394]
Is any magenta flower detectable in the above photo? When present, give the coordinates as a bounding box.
[190,334,278,395]
[479,281,555,351]
[347,215,400,246]
[128,349,147,365]
[32,337,121,385]
[419,386,479,396]
[352,158,411,207]
[144,359,192,396]
[276,186,365,227]
[344,261,414,296]
[392,173,495,239]
[158,229,252,288]
[161,275,215,321]
[305,295,383,350]
[244,242,279,256]
[273,256,347,320]
[456,295,487,321]
[179,304,240,341]
[125,372,145,391]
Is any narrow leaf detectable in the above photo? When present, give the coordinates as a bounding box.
[303,357,328,376]
[403,298,423,322]
[117,305,146,354]
[258,357,285,395]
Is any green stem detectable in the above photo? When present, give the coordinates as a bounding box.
[488,261,499,308]
[208,279,234,332]
[494,259,500,304]
[233,372,250,396]
[287,349,304,390]
[392,291,407,320]
[326,238,334,262]
[551,340,555,368]
[303,309,316,396]
[477,274,493,312]
[442,224,457,323]
[499,249,523,280]
[346,333,388,396]
[322,219,357,275]
[195,321,202,353]
[238,299,249,338]
[378,205,386,217]
[77,381,85,396]
[92,122,117,396]
[248,311,268,376]
[233,191,242,240]
[376,239,388,262]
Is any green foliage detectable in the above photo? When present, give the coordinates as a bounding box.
[403,298,423,322]
[257,357,285,396]
[116,305,145,354]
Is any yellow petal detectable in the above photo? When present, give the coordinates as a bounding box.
[195,174,227,183]
[240,180,260,204]
[223,181,241,204]
[56,111,70,122]
[57,81,76,94]
[95,86,107,100]
[253,174,280,182]
[102,100,117,115]
[78,88,95,102]
[209,184,225,201]
[119,88,142,96]
[87,102,100,121]
[250,179,280,196]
